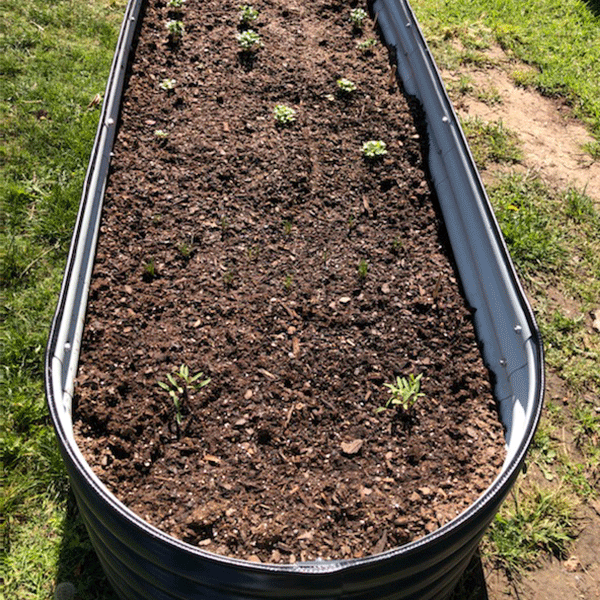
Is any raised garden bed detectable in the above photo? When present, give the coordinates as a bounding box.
[46,0,544,598]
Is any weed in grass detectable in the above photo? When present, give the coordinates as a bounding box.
[273,104,296,126]
[485,482,576,577]
[362,140,387,159]
[461,116,522,166]
[476,85,502,106]
[488,173,565,273]
[236,30,262,52]
[511,68,538,89]
[572,401,599,449]
[583,140,600,161]
[564,187,598,225]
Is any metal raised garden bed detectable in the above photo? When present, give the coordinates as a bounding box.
[45,0,544,598]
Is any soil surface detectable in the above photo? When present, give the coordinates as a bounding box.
[74,0,506,564]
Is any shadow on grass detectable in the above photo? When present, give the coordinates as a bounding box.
[583,0,600,17]
[56,491,119,600]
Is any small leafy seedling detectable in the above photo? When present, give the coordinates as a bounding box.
[337,78,357,94]
[158,365,210,430]
[350,8,368,29]
[159,78,176,91]
[239,4,259,24]
[362,140,387,159]
[284,274,293,292]
[167,0,185,7]
[273,104,296,126]
[166,19,185,39]
[378,373,425,413]
[154,129,168,139]
[236,30,262,51]
[357,38,377,51]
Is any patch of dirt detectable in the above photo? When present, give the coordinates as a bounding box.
[73,0,507,566]
[442,47,600,206]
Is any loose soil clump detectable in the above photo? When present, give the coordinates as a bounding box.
[74,0,506,563]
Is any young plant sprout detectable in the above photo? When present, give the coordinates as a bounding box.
[273,104,296,126]
[337,78,357,93]
[236,29,262,51]
[357,38,377,51]
[166,19,185,39]
[167,0,185,7]
[159,78,176,91]
[350,8,368,29]
[158,365,210,431]
[362,140,387,159]
[239,4,259,24]
[357,258,369,279]
[379,373,425,413]
[154,129,168,139]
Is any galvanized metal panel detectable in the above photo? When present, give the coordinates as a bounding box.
[46,0,544,598]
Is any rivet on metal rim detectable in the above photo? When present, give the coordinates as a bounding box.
[442,116,449,124]
[499,358,507,367]
[106,118,115,127]
[514,324,523,334]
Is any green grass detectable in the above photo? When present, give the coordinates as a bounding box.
[1,0,125,598]
[461,116,523,166]
[485,483,577,577]
[414,0,600,141]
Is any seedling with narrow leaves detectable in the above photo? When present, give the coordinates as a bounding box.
[379,373,425,413]
[158,365,210,433]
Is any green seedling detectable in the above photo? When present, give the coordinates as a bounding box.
[239,4,259,24]
[159,78,176,91]
[143,260,156,279]
[158,365,210,429]
[178,243,191,258]
[283,220,292,235]
[362,140,387,159]
[337,78,357,94]
[284,274,293,292]
[154,129,168,139]
[357,258,368,279]
[236,29,262,51]
[273,104,297,126]
[357,38,377,51]
[166,19,185,39]
[167,0,185,7]
[379,373,425,413]
[350,8,368,29]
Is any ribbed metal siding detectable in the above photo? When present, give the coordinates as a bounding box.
[45,0,544,598]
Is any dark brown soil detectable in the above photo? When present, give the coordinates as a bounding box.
[73,0,506,564]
